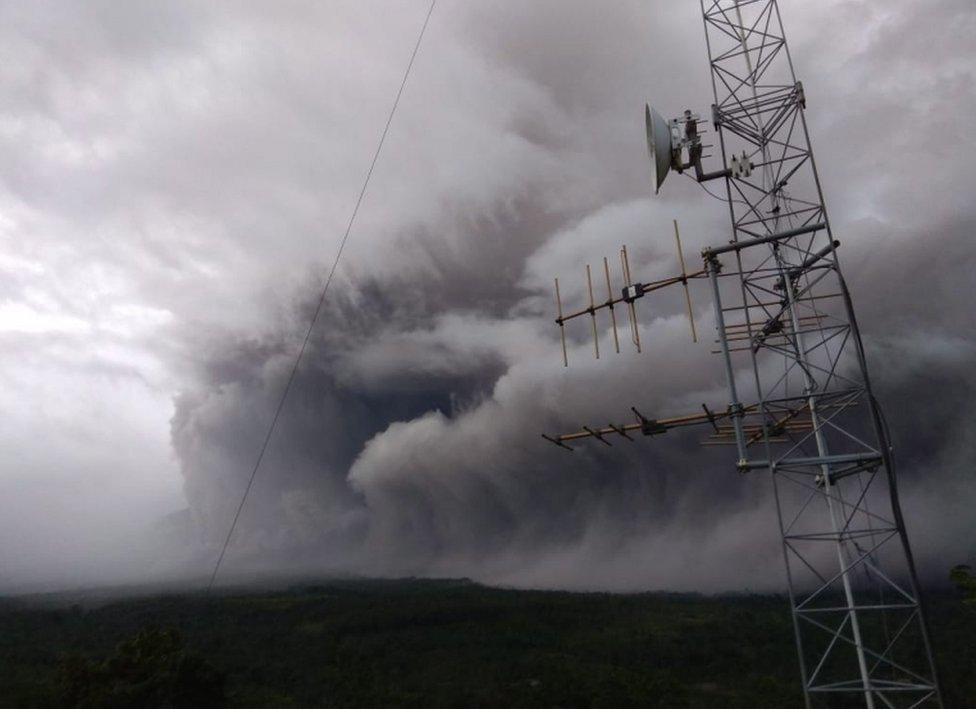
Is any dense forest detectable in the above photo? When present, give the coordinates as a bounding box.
[1,577,973,708]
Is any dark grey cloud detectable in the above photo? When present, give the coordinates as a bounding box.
[1,0,973,591]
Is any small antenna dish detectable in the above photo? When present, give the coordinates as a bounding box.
[645,104,674,194]
[646,104,730,192]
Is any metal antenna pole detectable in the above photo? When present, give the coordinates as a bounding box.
[542,2,941,704]
[779,252,874,708]
[697,1,941,705]
[707,256,748,461]
[733,1,778,222]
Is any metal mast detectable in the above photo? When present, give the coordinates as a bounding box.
[699,1,940,704]
[541,1,942,705]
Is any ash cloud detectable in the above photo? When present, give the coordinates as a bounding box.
[170,219,976,591]
[1,1,973,591]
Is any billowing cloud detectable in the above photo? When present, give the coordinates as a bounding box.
[1,0,973,591]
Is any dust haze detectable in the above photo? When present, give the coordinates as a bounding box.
[1,0,973,593]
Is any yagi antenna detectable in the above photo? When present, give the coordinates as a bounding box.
[585,264,599,359]
[619,245,641,352]
[673,219,698,343]
[603,256,620,353]
[551,221,705,366]
[554,277,568,367]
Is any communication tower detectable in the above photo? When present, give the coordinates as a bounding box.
[543,2,942,706]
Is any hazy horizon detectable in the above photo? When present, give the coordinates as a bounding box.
[2,0,974,595]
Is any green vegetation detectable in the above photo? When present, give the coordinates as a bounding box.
[57,624,225,707]
[0,578,973,708]
[951,565,976,605]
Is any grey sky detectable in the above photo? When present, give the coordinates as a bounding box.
[1,0,973,592]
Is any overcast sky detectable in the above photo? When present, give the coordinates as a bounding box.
[1,0,974,593]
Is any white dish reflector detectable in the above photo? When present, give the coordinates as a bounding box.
[645,103,674,194]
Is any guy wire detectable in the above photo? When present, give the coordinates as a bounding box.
[206,1,437,592]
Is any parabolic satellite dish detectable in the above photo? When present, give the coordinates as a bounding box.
[645,104,674,194]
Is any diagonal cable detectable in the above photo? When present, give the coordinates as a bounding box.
[207,0,437,592]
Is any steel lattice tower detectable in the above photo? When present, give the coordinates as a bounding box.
[698,2,940,705]
[543,1,943,706]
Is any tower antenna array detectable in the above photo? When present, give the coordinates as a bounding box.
[543,2,941,706]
